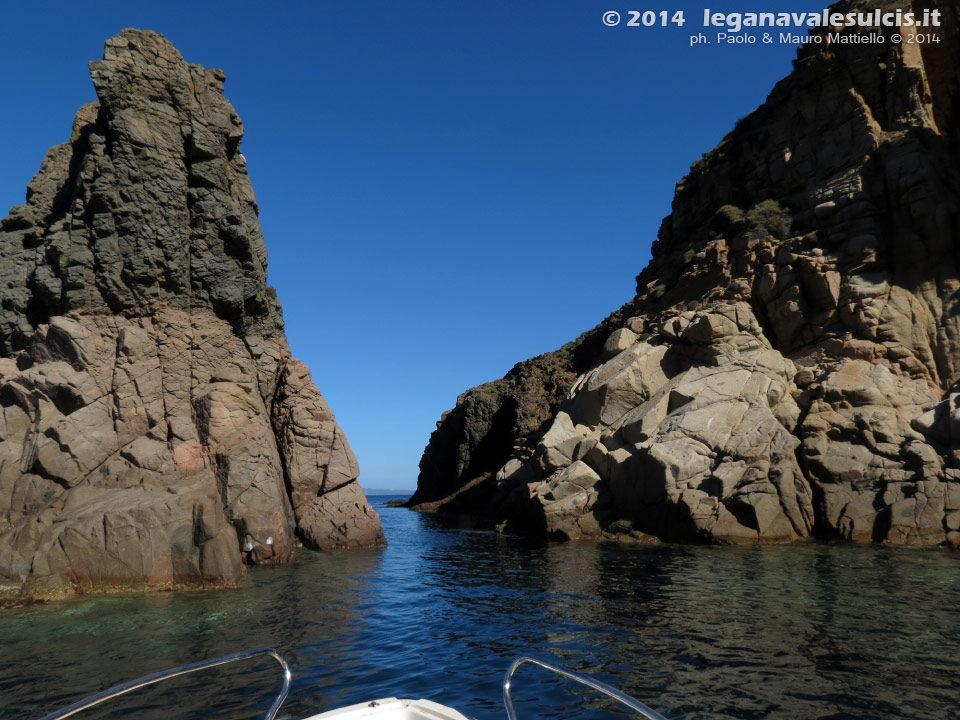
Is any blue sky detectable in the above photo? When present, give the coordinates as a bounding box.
[1,1,828,490]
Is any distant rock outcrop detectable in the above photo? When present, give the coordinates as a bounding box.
[412,0,960,547]
[0,30,384,602]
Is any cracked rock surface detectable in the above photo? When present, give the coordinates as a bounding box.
[0,30,384,602]
[412,0,960,547]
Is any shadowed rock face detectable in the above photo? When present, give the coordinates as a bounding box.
[0,29,384,602]
[413,0,960,547]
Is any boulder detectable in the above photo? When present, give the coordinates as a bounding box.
[602,328,638,360]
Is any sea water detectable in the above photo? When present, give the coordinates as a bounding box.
[1,496,959,720]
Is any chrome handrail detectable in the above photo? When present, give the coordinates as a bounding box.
[502,655,668,720]
[39,647,292,720]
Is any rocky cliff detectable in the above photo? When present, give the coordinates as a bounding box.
[0,30,384,602]
[412,0,960,547]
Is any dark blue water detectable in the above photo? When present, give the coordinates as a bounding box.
[2,496,959,720]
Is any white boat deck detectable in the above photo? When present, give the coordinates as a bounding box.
[303,698,472,720]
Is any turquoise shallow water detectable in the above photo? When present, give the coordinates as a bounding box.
[2,496,960,720]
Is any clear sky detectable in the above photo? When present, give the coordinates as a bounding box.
[1,1,829,490]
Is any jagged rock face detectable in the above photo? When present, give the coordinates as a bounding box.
[0,30,384,602]
[414,0,960,547]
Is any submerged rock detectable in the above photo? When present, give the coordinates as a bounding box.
[412,0,960,546]
[0,30,384,602]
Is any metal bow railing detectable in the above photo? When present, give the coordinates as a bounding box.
[502,655,668,720]
[39,647,292,720]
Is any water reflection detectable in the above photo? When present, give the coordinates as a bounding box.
[1,500,959,720]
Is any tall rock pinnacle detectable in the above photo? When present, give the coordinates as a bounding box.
[413,0,960,547]
[0,29,384,602]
